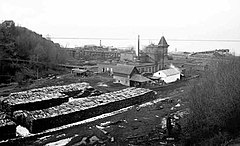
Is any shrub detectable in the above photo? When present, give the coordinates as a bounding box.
[183,57,240,144]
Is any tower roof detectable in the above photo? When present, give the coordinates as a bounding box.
[158,36,169,47]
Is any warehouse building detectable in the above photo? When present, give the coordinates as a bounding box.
[153,68,181,83]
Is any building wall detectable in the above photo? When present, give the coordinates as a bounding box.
[98,62,164,75]
[113,75,130,86]
[161,74,180,83]
[136,63,162,73]
[144,45,167,62]
[97,64,116,73]
[120,53,135,62]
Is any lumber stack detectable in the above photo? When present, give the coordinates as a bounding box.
[20,87,155,133]
[1,91,68,115]
[0,83,91,115]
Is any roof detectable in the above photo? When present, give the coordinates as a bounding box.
[72,69,88,74]
[160,68,180,76]
[158,36,169,47]
[113,65,136,75]
[130,74,151,82]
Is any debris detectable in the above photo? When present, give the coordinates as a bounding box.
[96,125,108,135]
[166,137,174,141]
[56,133,65,138]
[118,125,125,128]
[161,117,167,129]
[173,115,179,120]
[159,141,167,145]
[97,82,108,87]
[156,105,164,110]
[175,103,181,107]
[171,107,175,110]
[155,115,159,118]
[77,137,87,145]
[111,137,114,142]
[100,121,111,127]
[135,105,141,111]
[96,125,105,130]
[89,135,101,144]
[45,137,73,146]
[16,125,30,137]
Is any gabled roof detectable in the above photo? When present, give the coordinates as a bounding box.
[158,36,169,47]
[113,65,136,75]
[160,68,180,76]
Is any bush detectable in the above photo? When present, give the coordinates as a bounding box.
[183,57,240,144]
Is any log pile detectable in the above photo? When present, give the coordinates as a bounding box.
[20,87,155,133]
[0,83,91,115]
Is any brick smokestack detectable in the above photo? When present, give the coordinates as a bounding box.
[137,35,140,58]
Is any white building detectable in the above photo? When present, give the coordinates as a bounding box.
[153,68,180,83]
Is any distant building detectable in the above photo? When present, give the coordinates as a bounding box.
[98,62,164,75]
[65,46,120,60]
[143,36,169,70]
[153,68,180,83]
[112,64,151,86]
[120,52,136,62]
[113,65,138,86]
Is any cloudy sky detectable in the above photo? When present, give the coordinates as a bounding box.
[1,0,240,54]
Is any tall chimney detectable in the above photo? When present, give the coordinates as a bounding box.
[137,35,140,57]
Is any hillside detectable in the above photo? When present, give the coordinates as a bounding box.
[0,20,68,84]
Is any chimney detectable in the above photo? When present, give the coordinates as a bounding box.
[137,35,140,57]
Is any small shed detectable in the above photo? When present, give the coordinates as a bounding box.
[130,74,151,87]
[153,68,180,83]
[71,69,90,77]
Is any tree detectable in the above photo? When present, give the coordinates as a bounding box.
[183,57,240,144]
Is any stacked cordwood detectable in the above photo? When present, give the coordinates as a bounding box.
[1,83,155,135]
[19,87,155,133]
[0,82,91,139]
[0,83,91,115]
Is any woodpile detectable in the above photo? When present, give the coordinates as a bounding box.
[20,87,155,133]
[0,83,91,115]
[1,83,155,135]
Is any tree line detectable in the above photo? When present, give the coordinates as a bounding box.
[0,21,69,84]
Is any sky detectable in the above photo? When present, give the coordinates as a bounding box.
[1,0,240,55]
